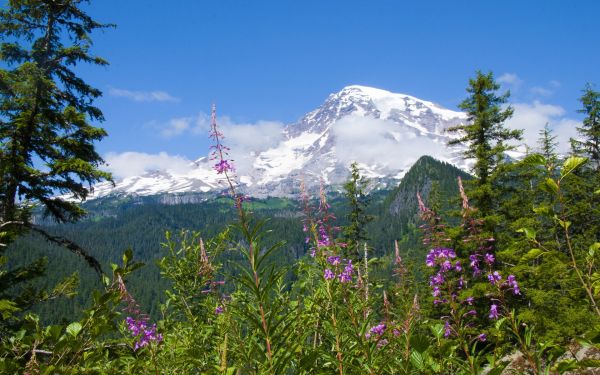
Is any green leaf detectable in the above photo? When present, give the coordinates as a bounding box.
[123,249,133,266]
[430,323,445,339]
[521,154,546,166]
[66,322,82,337]
[410,351,425,370]
[520,248,544,262]
[544,178,559,194]
[561,156,587,178]
[557,219,571,230]
[0,299,20,319]
[589,243,600,257]
[516,227,536,241]
[532,205,551,215]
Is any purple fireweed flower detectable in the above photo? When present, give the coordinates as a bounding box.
[506,274,521,295]
[488,271,502,285]
[213,159,234,174]
[454,261,462,272]
[215,306,224,315]
[126,317,163,350]
[443,321,452,337]
[324,269,335,280]
[469,254,479,267]
[432,286,441,297]
[484,253,495,265]
[441,248,456,259]
[338,260,354,282]
[440,260,453,272]
[327,255,340,266]
[457,276,465,289]
[465,296,475,305]
[426,250,436,267]
[429,273,445,286]
[393,328,401,337]
[317,225,330,247]
[309,248,316,257]
[489,304,499,319]
[477,333,487,342]
[466,310,477,316]
[370,323,386,336]
[377,339,389,348]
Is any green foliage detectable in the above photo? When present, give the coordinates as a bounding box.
[572,83,600,171]
[342,162,374,257]
[448,71,522,217]
[0,0,112,225]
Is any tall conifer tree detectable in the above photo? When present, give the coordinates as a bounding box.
[448,71,522,216]
[572,83,600,171]
[0,0,112,228]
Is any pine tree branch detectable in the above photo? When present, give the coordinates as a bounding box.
[24,223,103,275]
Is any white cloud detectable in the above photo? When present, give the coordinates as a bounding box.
[498,73,523,89]
[505,101,579,153]
[104,151,192,178]
[331,115,448,169]
[160,117,194,137]
[530,81,560,97]
[156,113,285,175]
[109,87,180,103]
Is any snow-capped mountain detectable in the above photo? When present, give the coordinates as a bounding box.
[89,85,470,199]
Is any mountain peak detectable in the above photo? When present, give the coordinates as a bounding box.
[88,86,476,200]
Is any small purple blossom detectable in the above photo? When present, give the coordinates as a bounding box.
[369,323,386,336]
[213,159,234,174]
[429,273,445,286]
[432,286,441,297]
[215,306,224,315]
[454,261,462,272]
[484,253,495,265]
[443,321,452,337]
[506,274,521,295]
[440,260,453,272]
[488,271,502,285]
[465,296,474,305]
[317,225,331,248]
[125,317,163,350]
[377,339,389,348]
[489,304,499,319]
[338,260,354,283]
[324,269,335,280]
[327,255,340,266]
[477,333,487,342]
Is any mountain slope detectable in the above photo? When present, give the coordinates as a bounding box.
[90,85,471,199]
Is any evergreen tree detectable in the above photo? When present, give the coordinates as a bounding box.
[571,83,600,171]
[538,123,558,169]
[448,71,522,216]
[0,0,112,230]
[342,162,373,257]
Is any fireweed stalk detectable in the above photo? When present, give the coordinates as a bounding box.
[419,179,524,373]
[301,183,352,374]
[209,105,275,371]
[117,275,163,351]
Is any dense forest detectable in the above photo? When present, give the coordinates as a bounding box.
[2,1,600,374]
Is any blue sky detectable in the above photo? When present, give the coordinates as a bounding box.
[71,0,600,177]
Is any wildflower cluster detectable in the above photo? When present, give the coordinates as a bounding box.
[209,104,234,176]
[117,275,163,350]
[323,257,354,283]
[125,317,163,351]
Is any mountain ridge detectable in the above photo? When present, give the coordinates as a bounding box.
[87,85,472,200]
